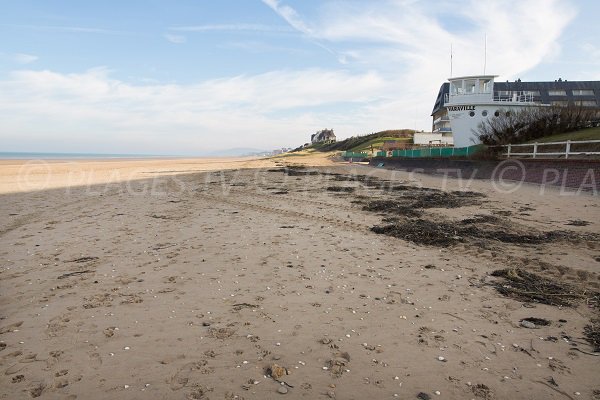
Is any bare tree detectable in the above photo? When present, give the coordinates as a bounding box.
[475,105,600,145]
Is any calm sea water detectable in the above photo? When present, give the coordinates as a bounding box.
[0,152,175,160]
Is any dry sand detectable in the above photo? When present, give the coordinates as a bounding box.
[1,154,599,399]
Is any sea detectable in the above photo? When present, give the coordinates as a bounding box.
[0,152,176,160]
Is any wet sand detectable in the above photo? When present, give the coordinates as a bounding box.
[1,155,599,399]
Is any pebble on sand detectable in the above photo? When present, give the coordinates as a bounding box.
[277,386,288,394]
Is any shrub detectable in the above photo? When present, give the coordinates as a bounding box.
[475,105,600,145]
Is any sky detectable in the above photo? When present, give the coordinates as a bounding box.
[1,0,599,155]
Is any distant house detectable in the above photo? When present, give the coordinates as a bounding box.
[311,129,336,144]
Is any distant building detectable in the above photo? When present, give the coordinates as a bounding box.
[311,129,336,144]
[413,132,453,146]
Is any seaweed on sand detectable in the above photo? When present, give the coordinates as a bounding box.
[269,165,321,176]
[409,192,465,209]
[370,219,460,246]
[363,200,423,218]
[370,219,563,247]
[284,168,320,176]
[326,186,355,193]
[367,185,487,209]
[489,268,584,307]
[460,215,499,225]
[584,318,600,352]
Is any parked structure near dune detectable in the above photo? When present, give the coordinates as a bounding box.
[311,129,336,144]
[413,132,453,146]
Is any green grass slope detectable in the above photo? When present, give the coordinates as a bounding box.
[304,129,415,153]
[525,126,600,143]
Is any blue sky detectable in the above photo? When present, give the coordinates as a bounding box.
[1,0,599,155]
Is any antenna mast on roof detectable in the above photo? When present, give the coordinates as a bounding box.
[483,34,487,75]
[450,43,453,77]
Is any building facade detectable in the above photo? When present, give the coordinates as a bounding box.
[311,129,336,144]
[431,78,600,147]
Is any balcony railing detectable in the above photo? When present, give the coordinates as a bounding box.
[444,92,537,104]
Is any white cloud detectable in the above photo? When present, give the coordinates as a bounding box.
[0,53,39,64]
[220,40,309,56]
[0,68,387,153]
[164,33,186,44]
[265,0,576,79]
[169,23,292,33]
[1,1,579,154]
[262,0,314,36]
[4,24,129,35]
[262,0,577,128]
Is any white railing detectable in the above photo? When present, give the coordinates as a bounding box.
[493,92,536,103]
[497,140,600,159]
[444,92,537,104]
[445,93,490,102]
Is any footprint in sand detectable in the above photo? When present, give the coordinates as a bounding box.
[54,377,69,388]
[88,352,102,368]
[185,385,212,399]
[46,314,71,337]
[0,321,24,334]
[82,293,113,309]
[27,382,46,398]
[5,363,26,375]
[103,327,116,338]
[168,361,212,391]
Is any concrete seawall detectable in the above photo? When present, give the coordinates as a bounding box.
[369,157,600,192]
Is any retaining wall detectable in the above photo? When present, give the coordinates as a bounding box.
[369,158,600,192]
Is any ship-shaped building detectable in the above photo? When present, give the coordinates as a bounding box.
[431,76,600,147]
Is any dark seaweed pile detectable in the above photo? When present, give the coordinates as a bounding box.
[584,318,600,352]
[326,186,355,193]
[370,219,565,247]
[362,200,423,218]
[489,268,583,307]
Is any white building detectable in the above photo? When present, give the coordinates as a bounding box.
[431,75,600,147]
[413,132,453,146]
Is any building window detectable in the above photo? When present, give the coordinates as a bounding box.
[469,111,475,117]
[450,82,460,95]
[527,90,541,96]
[548,90,567,96]
[574,100,597,107]
[482,110,488,116]
[465,80,477,94]
[573,89,595,96]
[480,79,492,93]
[551,100,568,107]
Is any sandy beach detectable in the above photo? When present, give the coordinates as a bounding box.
[1,155,599,399]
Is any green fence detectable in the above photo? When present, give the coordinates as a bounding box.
[387,145,481,158]
[342,151,369,158]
